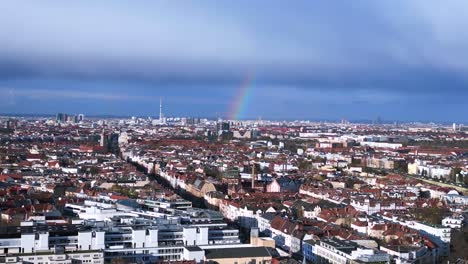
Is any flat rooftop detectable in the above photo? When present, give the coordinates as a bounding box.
[205,247,272,259]
[0,225,92,239]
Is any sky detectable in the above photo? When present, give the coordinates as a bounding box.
[1,1,468,122]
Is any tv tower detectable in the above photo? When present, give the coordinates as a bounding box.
[159,97,164,124]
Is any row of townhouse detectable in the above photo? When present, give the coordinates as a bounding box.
[350,199,407,215]
[378,214,451,257]
[218,200,277,229]
[268,216,310,254]
[161,170,187,191]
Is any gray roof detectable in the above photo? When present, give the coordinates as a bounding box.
[205,247,272,259]
[260,212,278,221]
[185,246,203,252]
[321,238,358,255]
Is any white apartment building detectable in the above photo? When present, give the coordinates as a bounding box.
[0,216,242,264]
[350,199,406,215]
[443,193,468,205]
[360,142,402,150]
[314,238,390,264]
[142,198,192,214]
[441,216,464,229]
[379,245,433,264]
[407,159,452,179]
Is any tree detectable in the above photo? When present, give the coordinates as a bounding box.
[345,178,356,188]
[110,185,138,199]
[186,164,195,172]
[458,174,464,184]
[411,207,449,225]
[296,206,304,219]
[311,156,326,163]
[284,140,301,153]
[204,166,221,179]
[298,160,312,171]
[89,166,99,175]
[393,160,408,174]
[450,167,462,182]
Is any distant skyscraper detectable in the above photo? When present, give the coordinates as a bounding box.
[452,123,457,131]
[217,121,230,133]
[100,131,107,147]
[5,119,15,129]
[78,114,85,122]
[186,117,201,125]
[376,116,382,125]
[55,113,69,123]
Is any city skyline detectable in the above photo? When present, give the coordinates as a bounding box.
[1,112,466,126]
[1,1,468,122]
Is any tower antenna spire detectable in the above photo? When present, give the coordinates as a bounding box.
[159,97,163,123]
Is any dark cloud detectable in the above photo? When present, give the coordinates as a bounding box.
[0,1,467,121]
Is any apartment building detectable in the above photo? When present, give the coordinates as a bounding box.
[0,218,242,264]
[314,238,390,264]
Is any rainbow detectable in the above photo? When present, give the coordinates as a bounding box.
[228,73,254,120]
